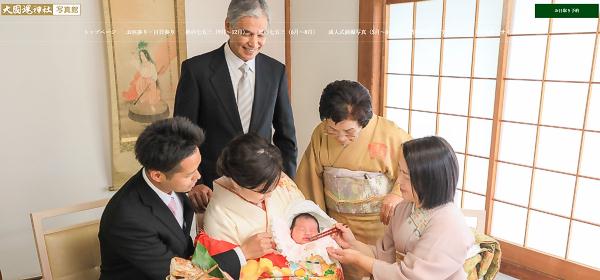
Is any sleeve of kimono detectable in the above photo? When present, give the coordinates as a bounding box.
[371,206,472,280]
[204,207,241,247]
[295,125,326,210]
[194,231,244,279]
[371,213,397,264]
[389,127,412,197]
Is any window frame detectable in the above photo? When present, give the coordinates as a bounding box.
[358,0,600,278]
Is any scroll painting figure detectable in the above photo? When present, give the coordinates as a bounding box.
[122,41,171,123]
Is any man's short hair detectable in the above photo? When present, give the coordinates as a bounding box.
[319,80,374,128]
[402,136,458,209]
[217,133,282,193]
[134,117,205,174]
[227,0,270,26]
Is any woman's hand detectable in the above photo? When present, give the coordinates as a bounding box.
[380,193,403,225]
[240,232,276,260]
[327,247,374,274]
[326,247,361,264]
[330,223,356,249]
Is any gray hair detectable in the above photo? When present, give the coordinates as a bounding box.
[227,0,270,26]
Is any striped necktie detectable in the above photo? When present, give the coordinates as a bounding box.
[167,196,177,218]
[237,63,253,133]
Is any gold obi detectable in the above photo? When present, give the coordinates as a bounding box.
[323,167,393,214]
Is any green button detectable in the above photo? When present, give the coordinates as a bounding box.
[535,4,599,18]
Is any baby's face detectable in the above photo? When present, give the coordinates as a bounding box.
[291,217,319,244]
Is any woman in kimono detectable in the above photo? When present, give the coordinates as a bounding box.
[327,136,474,280]
[296,80,412,247]
[203,133,305,258]
[128,48,169,123]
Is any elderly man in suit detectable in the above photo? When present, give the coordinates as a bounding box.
[99,117,274,280]
[174,0,297,213]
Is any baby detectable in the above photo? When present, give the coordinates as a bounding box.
[290,213,320,244]
[271,200,341,265]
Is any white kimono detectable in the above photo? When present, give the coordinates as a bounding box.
[204,175,305,246]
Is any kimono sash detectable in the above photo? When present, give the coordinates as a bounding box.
[323,166,392,214]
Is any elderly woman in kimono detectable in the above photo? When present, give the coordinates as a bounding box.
[203,133,305,260]
[296,80,412,247]
[327,136,474,280]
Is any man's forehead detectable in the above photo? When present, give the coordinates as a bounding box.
[232,16,268,28]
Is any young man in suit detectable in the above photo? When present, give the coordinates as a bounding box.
[99,117,273,279]
[174,0,297,213]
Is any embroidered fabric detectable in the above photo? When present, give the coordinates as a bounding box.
[323,166,393,214]
[271,200,340,264]
[406,204,432,238]
[397,203,433,243]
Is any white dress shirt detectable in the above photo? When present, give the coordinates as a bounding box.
[142,169,184,228]
[224,41,256,104]
[142,169,246,264]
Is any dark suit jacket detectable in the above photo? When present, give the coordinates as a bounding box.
[99,170,242,280]
[174,44,297,187]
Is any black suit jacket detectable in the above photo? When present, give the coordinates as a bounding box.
[174,44,297,187]
[99,170,242,280]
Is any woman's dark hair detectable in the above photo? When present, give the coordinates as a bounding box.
[138,49,155,64]
[290,213,320,232]
[135,117,205,175]
[402,136,458,209]
[319,80,373,127]
[217,133,283,193]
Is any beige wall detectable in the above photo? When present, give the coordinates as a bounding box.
[0,1,113,278]
[290,0,359,159]
[0,0,355,279]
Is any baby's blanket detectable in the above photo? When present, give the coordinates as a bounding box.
[271,200,341,264]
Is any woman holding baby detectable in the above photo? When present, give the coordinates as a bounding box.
[203,133,304,248]
[203,133,344,279]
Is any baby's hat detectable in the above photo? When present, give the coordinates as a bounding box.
[285,200,337,232]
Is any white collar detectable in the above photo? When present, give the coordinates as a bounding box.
[142,168,178,206]
[224,41,256,72]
